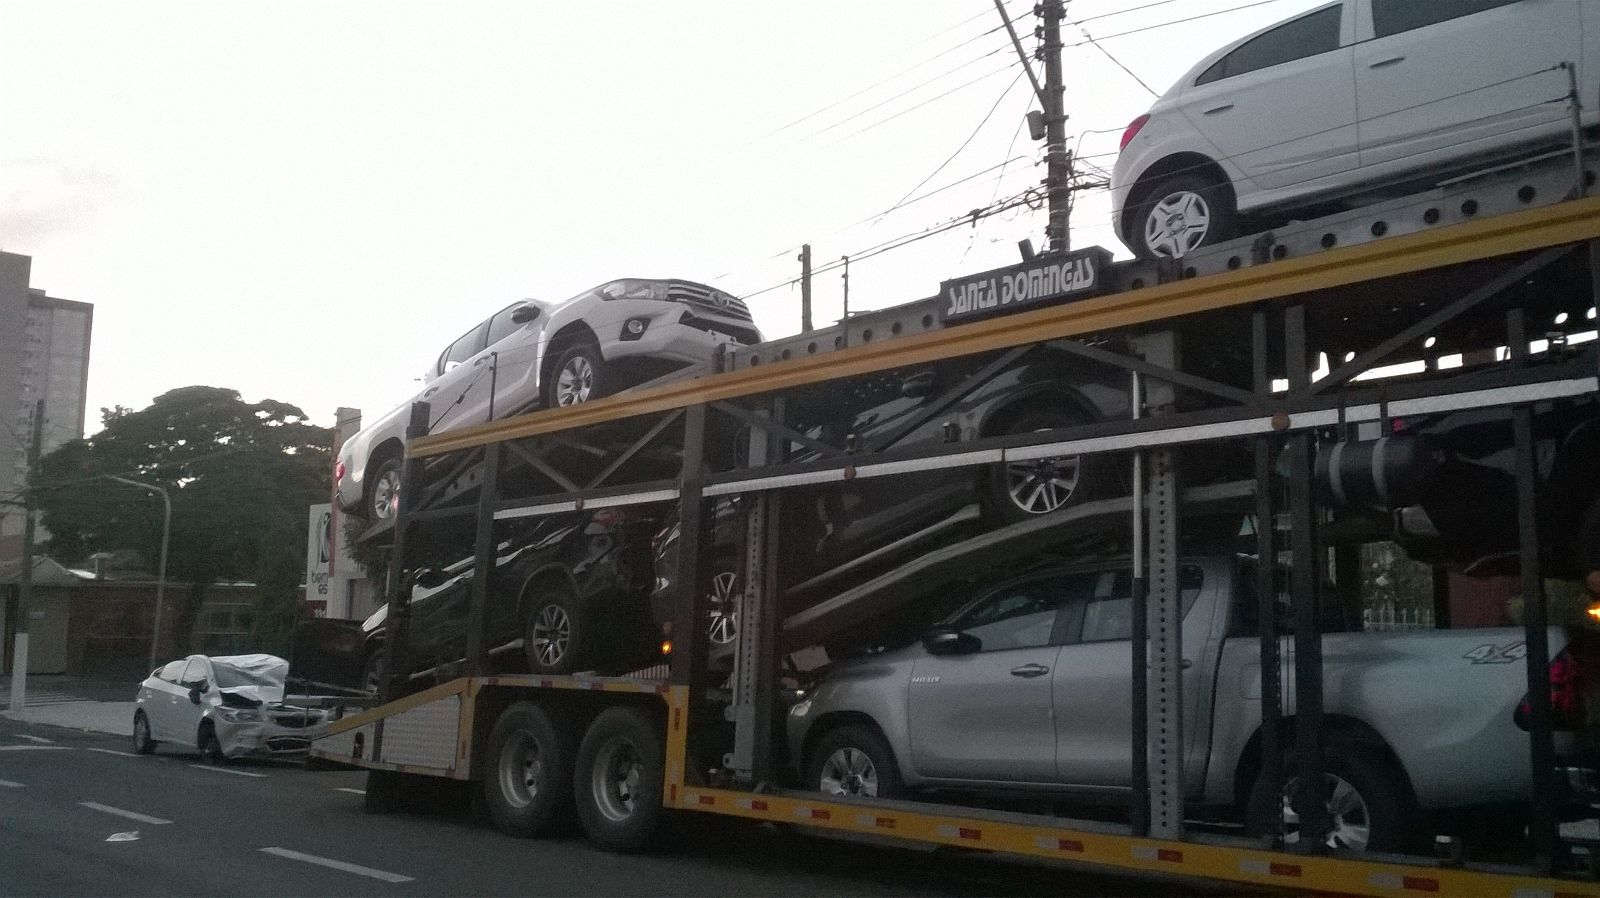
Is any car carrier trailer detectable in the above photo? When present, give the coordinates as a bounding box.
[310,144,1600,895]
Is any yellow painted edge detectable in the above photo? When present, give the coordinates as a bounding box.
[661,685,690,806]
[678,786,1600,898]
[411,195,1600,458]
[320,677,468,737]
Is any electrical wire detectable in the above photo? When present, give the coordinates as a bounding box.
[875,70,1030,225]
[1063,0,1293,49]
[828,62,1024,146]
[803,48,1014,142]
[1079,26,1158,97]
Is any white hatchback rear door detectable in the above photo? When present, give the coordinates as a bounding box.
[1354,0,1579,172]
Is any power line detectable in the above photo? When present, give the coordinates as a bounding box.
[828,62,1023,146]
[803,48,1013,142]
[874,70,1029,225]
[1079,26,1158,97]
[1063,0,1291,49]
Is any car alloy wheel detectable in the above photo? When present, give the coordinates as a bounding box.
[706,571,739,646]
[590,736,645,823]
[818,747,881,798]
[555,355,595,406]
[1006,454,1082,515]
[1278,772,1373,852]
[371,466,402,521]
[531,603,572,669]
[1143,188,1212,259]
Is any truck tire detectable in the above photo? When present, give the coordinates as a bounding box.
[574,706,666,852]
[482,702,576,837]
[199,725,227,766]
[524,584,588,675]
[806,723,904,800]
[1245,741,1414,853]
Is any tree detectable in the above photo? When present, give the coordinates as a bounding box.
[29,386,331,656]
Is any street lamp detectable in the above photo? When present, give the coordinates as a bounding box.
[106,476,170,672]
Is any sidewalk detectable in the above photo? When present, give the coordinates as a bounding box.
[0,674,136,736]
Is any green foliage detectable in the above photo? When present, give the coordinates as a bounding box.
[29,386,332,650]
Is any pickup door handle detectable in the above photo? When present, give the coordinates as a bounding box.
[1369,55,1405,69]
[1010,663,1051,678]
[1202,103,1234,115]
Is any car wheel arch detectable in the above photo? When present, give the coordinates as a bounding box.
[801,710,902,780]
[1231,714,1416,816]
[518,566,583,621]
[978,387,1100,439]
[540,321,602,389]
[1123,153,1233,244]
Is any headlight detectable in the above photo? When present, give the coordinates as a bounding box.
[598,279,669,302]
[789,699,812,718]
[215,707,262,723]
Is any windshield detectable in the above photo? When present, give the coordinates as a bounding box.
[211,657,288,690]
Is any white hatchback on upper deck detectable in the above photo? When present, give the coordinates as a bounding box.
[336,278,762,521]
[1111,0,1597,259]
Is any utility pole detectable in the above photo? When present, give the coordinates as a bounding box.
[798,244,813,333]
[8,399,43,713]
[1039,0,1071,253]
[840,255,851,348]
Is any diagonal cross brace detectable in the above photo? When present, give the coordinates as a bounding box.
[1047,339,1257,405]
[585,409,684,490]
[1311,245,1574,395]
[712,401,844,458]
[505,440,580,494]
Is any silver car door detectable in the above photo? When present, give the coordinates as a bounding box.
[907,574,1076,783]
[173,657,210,747]
[146,660,186,741]
[1052,565,1216,790]
[421,319,492,432]
[1354,0,1579,172]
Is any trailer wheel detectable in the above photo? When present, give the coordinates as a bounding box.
[364,770,404,814]
[1245,742,1414,853]
[574,707,666,852]
[482,702,575,837]
[806,723,904,800]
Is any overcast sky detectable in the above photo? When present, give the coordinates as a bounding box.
[0,0,1322,434]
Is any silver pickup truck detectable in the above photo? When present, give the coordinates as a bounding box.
[786,553,1553,853]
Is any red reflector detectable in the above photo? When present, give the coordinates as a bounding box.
[1402,877,1439,892]
[810,809,830,820]
[672,708,681,730]
[1057,839,1084,852]
[874,817,896,829]
[750,799,768,811]
[958,827,981,840]
[697,795,715,805]
[1269,863,1301,877]
[1120,113,1151,151]
[1156,848,1183,863]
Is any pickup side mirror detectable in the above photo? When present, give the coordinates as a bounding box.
[510,304,541,324]
[187,680,208,704]
[923,629,981,656]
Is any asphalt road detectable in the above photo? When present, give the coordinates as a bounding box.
[0,716,1213,897]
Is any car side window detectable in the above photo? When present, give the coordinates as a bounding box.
[1194,5,1342,85]
[484,306,523,347]
[437,321,490,375]
[178,658,209,687]
[1078,566,1204,643]
[1371,0,1519,39]
[949,575,1074,651]
[158,660,186,683]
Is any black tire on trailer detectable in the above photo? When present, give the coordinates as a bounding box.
[132,710,158,754]
[1244,739,1415,854]
[482,701,577,837]
[544,340,612,409]
[573,706,666,853]
[805,722,905,800]
[362,646,386,695]
[987,408,1104,525]
[365,453,403,522]
[524,581,588,675]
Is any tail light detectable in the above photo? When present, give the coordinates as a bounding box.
[334,460,346,482]
[1120,114,1151,152]
[1515,646,1585,731]
[591,507,638,527]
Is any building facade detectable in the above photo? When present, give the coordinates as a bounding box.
[0,251,93,561]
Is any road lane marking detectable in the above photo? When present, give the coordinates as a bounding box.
[335,788,366,795]
[0,779,23,788]
[259,847,414,883]
[14,734,53,743]
[188,764,267,778]
[86,748,139,758]
[0,745,71,751]
[79,803,172,825]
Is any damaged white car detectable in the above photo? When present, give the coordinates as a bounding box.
[132,653,327,762]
